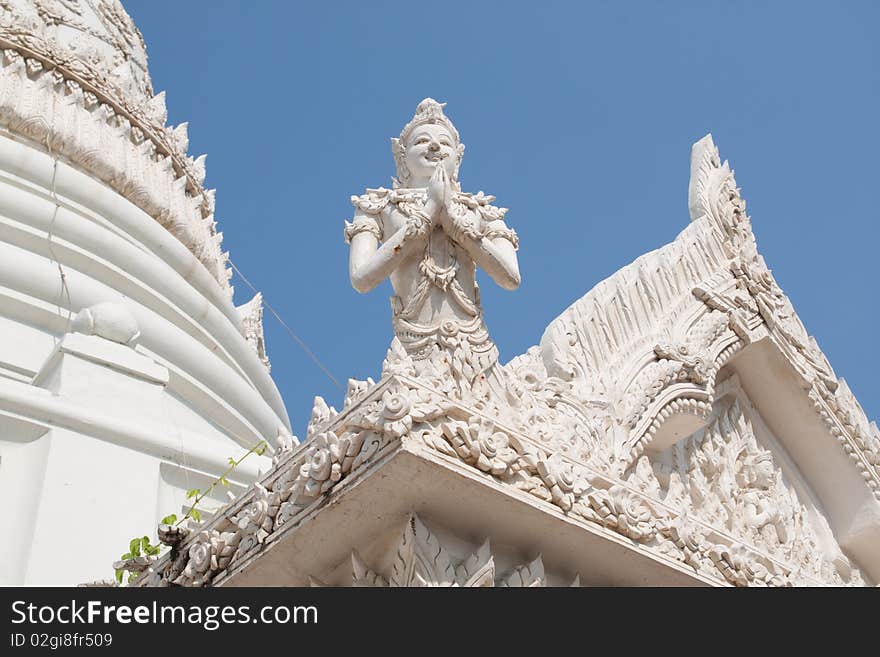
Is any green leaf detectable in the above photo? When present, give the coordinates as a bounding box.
[141,536,151,551]
[115,569,123,584]
[190,508,201,522]
[227,456,237,467]
[120,552,132,561]
[128,572,140,584]
[146,545,161,556]
[186,488,200,499]
[219,476,229,488]
[129,538,141,557]
[161,514,177,525]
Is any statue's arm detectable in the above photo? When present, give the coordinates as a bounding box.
[447,215,521,291]
[347,212,427,293]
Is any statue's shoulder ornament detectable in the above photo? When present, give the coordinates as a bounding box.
[454,191,508,223]
[345,187,394,244]
[346,187,518,248]
[453,191,518,250]
[350,187,395,215]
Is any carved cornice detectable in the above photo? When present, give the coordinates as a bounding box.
[0,2,231,294]
[140,372,851,588]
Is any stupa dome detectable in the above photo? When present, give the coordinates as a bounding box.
[0,2,290,584]
[0,0,152,107]
[0,0,228,292]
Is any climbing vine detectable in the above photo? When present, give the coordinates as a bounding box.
[113,440,268,585]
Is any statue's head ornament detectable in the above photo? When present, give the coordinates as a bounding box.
[736,448,775,487]
[391,98,466,187]
[398,98,460,145]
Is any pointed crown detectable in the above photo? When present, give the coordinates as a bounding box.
[398,98,460,146]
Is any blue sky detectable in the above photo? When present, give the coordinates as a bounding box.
[125,1,878,433]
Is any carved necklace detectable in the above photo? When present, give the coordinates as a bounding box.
[420,231,457,290]
[394,198,479,321]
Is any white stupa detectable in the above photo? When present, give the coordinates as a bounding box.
[0,0,290,585]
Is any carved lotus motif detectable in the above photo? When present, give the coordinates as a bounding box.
[267,466,292,494]
[375,390,413,439]
[708,542,786,587]
[658,514,709,571]
[439,320,459,337]
[233,484,277,557]
[536,453,589,511]
[177,530,215,587]
[578,485,658,542]
[305,443,331,481]
[237,486,270,526]
[172,528,242,586]
[439,417,519,477]
[610,485,658,541]
[382,338,418,377]
[300,433,343,497]
[438,320,461,350]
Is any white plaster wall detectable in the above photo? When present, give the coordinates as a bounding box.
[0,417,50,585]
[0,131,289,584]
[20,426,161,585]
[0,132,289,439]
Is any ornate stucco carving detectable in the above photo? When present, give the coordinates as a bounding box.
[536,134,880,499]
[1,0,152,106]
[140,371,862,588]
[627,391,862,585]
[71,301,140,345]
[318,515,574,587]
[0,1,231,293]
[237,293,270,371]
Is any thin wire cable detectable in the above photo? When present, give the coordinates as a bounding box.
[228,258,343,391]
[45,97,74,339]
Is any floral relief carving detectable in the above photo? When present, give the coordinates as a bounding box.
[142,364,867,588]
[170,528,240,588]
[237,293,270,371]
[436,417,520,477]
[687,136,879,501]
[231,484,277,558]
[630,396,864,586]
[653,343,711,386]
[657,514,712,574]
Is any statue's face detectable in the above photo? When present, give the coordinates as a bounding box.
[753,459,774,488]
[404,123,458,183]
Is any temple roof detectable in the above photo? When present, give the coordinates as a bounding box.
[134,134,880,587]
